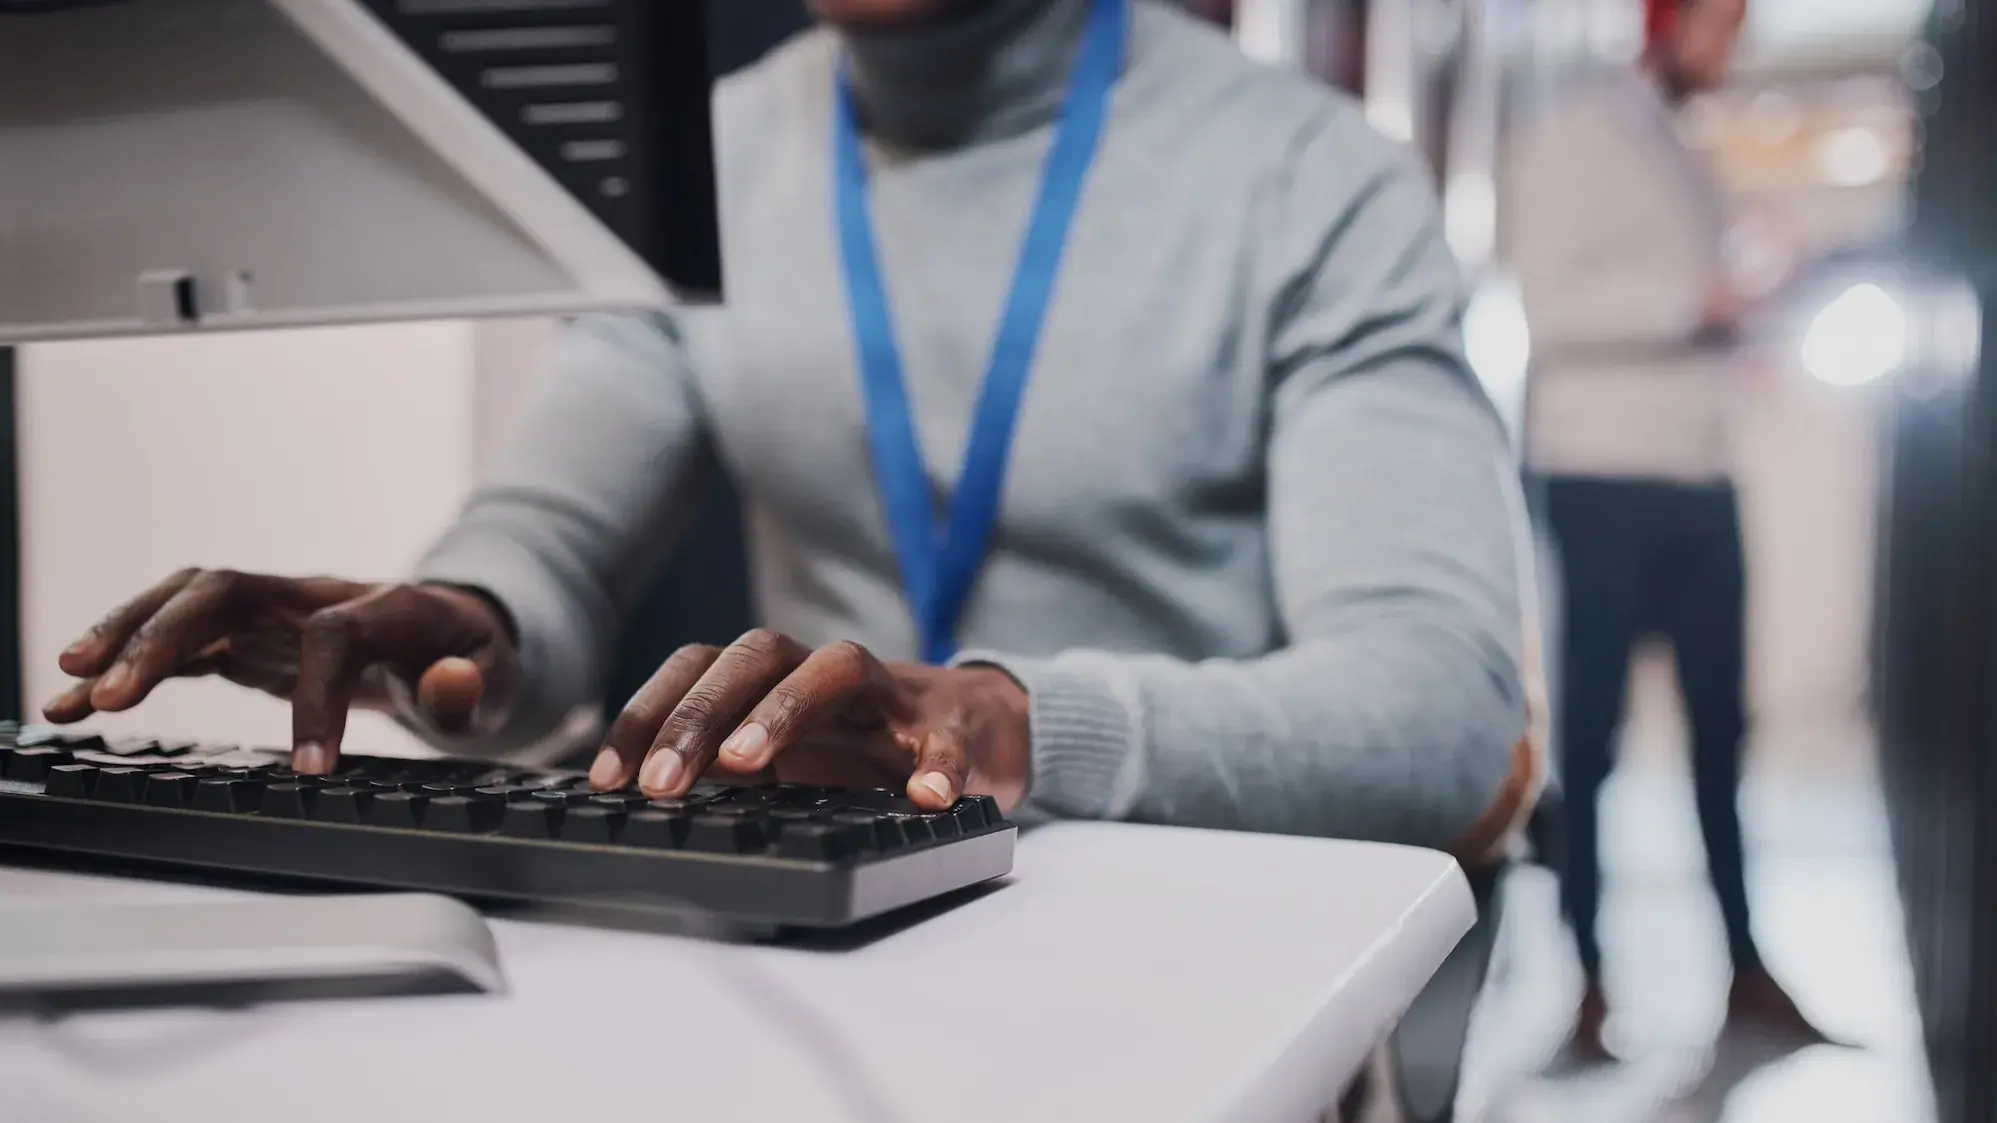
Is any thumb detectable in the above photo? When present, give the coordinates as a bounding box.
[417,657,486,734]
[907,722,971,811]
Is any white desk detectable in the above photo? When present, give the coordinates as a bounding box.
[0,823,1472,1123]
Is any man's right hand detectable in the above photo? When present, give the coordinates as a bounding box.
[42,571,520,775]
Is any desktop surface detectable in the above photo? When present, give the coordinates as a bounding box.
[0,822,1473,1123]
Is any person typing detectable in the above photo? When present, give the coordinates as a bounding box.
[43,0,1528,852]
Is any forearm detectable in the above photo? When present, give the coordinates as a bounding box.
[968,621,1524,847]
[966,353,1530,849]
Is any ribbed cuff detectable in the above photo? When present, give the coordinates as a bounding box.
[952,651,1140,821]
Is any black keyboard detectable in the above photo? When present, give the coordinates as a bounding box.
[0,725,1015,929]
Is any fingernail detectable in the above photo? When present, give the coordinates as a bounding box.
[589,747,625,789]
[640,751,683,794]
[294,742,332,774]
[62,639,90,660]
[914,771,954,804]
[720,722,768,767]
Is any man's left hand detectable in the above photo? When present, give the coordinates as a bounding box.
[588,630,1031,813]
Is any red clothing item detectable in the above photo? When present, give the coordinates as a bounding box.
[1645,0,1679,50]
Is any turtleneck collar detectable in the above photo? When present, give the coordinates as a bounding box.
[837,0,1094,151]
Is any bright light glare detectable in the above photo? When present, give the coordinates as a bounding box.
[1801,282,1906,386]
[1464,276,1533,431]
[1816,126,1892,187]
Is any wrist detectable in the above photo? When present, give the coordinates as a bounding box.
[422,582,517,646]
[957,665,1031,812]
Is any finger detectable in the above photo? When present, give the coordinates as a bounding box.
[45,638,242,725]
[292,583,512,771]
[41,679,100,724]
[718,640,899,773]
[416,657,485,734]
[90,570,264,712]
[908,721,972,810]
[289,585,434,773]
[197,634,298,696]
[291,608,370,774]
[638,629,809,798]
[59,568,199,678]
[591,644,722,790]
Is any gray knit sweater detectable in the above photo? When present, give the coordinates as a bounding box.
[416,0,1527,848]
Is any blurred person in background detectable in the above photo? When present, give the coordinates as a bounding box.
[42,1,1536,860]
[1509,0,1828,1061]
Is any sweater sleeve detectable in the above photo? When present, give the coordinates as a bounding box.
[959,121,1528,849]
[410,311,714,755]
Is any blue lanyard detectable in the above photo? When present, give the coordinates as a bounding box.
[833,0,1127,666]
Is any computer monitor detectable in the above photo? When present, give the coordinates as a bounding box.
[0,0,722,343]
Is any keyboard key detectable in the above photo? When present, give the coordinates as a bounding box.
[830,812,902,852]
[371,792,427,829]
[92,767,150,804]
[106,737,158,757]
[531,789,585,807]
[643,795,713,812]
[767,807,825,823]
[685,812,769,854]
[4,747,72,781]
[194,777,264,813]
[43,763,98,799]
[896,816,935,844]
[622,808,688,849]
[924,813,961,840]
[500,802,560,840]
[475,785,537,803]
[154,740,199,758]
[142,772,200,809]
[313,786,374,824]
[774,821,870,862]
[563,805,623,843]
[419,782,468,798]
[845,787,910,812]
[587,793,649,811]
[959,795,1001,829]
[425,795,499,833]
[259,782,317,819]
[62,733,111,753]
[16,727,62,748]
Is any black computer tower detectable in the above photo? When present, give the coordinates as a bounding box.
[1876,2,1997,1120]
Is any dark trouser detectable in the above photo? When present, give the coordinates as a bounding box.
[1544,477,1762,983]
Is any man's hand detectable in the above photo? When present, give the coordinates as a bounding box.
[591,630,1031,813]
[44,571,519,774]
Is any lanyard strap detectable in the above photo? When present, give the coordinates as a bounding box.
[833,0,1127,665]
